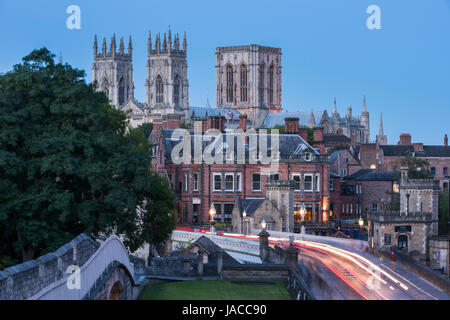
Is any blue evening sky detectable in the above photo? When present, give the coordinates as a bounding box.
[0,0,449,145]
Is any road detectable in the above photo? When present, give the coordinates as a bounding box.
[174,227,450,300]
[293,240,448,300]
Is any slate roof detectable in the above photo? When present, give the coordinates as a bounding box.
[344,169,395,181]
[190,106,240,120]
[323,135,351,143]
[189,236,238,265]
[329,150,346,164]
[236,198,266,216]
[380,145,450,158]
[159,129,320,164]
[330,172,340,178]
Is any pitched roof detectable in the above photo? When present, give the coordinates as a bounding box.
[323,135,351,143]
[380,145,450,158]
[189,236,238,264]
[236,198,266,216]
[160,129,320,164]
[344,169,395,181]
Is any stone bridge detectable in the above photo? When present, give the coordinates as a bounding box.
[0,234,144,300]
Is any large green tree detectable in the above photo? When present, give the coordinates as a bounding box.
[0,48,175,264]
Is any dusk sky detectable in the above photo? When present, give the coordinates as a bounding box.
[1,0,449,145]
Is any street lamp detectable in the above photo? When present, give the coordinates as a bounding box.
[242,210,247,235]
[209,203,216,235]
[261,219,266,230]
[358,215,364,239]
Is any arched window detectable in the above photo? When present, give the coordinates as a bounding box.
[118,77,125,105]
[226,65,233,103]
[173,74,180,105]
[269,64,274,105]
[240,65,247,102]
[259,63,265,106]
[101,77,109,98]
[156,75,164,104]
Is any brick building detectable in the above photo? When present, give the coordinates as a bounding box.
[356,133,450,190]
[368,167,440,258]
[150,115,331,232]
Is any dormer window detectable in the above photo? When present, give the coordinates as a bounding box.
[305,152,311,161]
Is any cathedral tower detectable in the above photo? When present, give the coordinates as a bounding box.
[145,30,189,121]
[92,34,134,108]
[360,96,370,143]
[215,45,282,127]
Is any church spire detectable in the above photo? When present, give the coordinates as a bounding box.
[163,33,167,52]
[110,33,116,56]
[119,37,124,55]
[168,29,172,52]
[363,95,367,113]
[147,31,152,56]
[156,33,161,53]
[333,97,337,114]
[102,37,107,56]
[183,31,187,52]
[93,35,98,57]
[379,113,384,136]
[308,110,316,128]
[128,36,132,56]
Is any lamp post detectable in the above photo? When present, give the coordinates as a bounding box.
[209,203,216,235]
[358,215,364,239]
[300,203,306,234]
[261,219,266,231]
[242,210,247,235]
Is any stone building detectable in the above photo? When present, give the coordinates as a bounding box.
[357,133,450,190]
[150,116,331,232]
[368,167,440,258]
[92,30,189,127]
[92,34,134,109]
[145,30,189,121]
[232,180,295,233]
[216,45,282,128]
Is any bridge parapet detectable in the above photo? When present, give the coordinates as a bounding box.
[0,234,100,300]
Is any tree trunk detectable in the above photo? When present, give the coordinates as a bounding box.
[21,245,34,262]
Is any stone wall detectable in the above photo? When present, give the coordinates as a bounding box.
[0,233,99,300]
[221,264,289,281]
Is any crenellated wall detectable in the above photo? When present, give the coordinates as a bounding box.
[0,234,99,300]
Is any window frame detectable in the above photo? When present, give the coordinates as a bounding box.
[304,174,313,192]
[252,173,262,192]
[213,173,222,192]
[224,173,234,192]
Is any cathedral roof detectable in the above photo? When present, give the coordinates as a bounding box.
[265,111,324,128]
[189,106,240,120]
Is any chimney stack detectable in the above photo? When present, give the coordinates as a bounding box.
[239,115,248,131]
[445,134,448,146]
[284,117,299,134]
[398,133,412,146]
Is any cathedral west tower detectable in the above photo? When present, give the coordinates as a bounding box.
[92,34,134,109]
[145,30,189,122]
[216,45,282,127]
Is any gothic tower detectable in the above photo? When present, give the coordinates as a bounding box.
[92,34,134,108]
[360,96,370,143]
[376,113,387,145]
[145,30,189,121]
[215,45,282,127]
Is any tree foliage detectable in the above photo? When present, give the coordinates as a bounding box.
[438,190,449,236]
[392,156,432,180]
[136,122,153,140]
[0,48,175,264]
